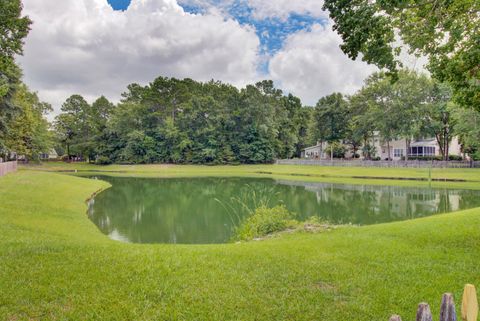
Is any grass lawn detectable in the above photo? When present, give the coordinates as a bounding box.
[1,166,480,320]
[22,162,480,189]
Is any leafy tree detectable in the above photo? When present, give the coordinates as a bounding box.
[418,82,456,160]
[311,93,349,160]
[357,71,432,160]
[452,106,480,160]
[5,85,52,161]
[323,0,480,109]
[0,0,31,157]
[54,95,93,160]
[347,93,376,159]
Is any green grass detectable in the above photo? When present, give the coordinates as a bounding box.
[22,162,480,189]
[1,167,480,320]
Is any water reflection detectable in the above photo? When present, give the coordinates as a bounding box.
[87,177,480,244]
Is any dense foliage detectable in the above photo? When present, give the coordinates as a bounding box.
[0,0,53,162]
[323,0,480,109]
[55,79,313,164]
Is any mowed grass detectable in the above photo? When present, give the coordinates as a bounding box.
[1,169,480,320]
[22,162,480,189]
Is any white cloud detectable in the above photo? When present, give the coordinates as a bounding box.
[19,0,386,113]
[19,0,260,112]
[269,23,377,105]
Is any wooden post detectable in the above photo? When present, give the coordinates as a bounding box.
[417,303,433,321]
[440,293,457,321]
[389,315,402,321]
[461,284,478,321]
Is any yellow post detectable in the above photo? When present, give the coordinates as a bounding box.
[461,284,479,321]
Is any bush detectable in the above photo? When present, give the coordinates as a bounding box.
[234,205,297,241]
[403,155,465,161]
[448,155,463,161]
[325,142,346,158]
[95,156,113,165]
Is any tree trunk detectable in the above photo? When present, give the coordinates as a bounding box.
[436,133,445,159]
[405,138,410,161]
[445,129,450,161]
[330,143,334,161]
[387,140,391,161]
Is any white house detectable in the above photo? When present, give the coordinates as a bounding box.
[302,134,464,160]
[372,134,462,161]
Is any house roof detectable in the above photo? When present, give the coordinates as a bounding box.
[410,139,437,147]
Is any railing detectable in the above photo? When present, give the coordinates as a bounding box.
[276,159,480,168]
[0,161,18,177]
[389,284,478,321]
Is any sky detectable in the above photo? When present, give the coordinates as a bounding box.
[19,0,382,113]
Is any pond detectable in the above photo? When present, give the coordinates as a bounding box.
[87,176,480,244]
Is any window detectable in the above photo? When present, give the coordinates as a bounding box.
[394,149,404,157]
[408,146,435,156]
[425,146,435,156]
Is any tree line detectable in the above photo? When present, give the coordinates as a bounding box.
[53,69,480,164]
[54,79,311,164]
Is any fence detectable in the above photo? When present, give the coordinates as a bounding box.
[276,159,480,168]
[389,284,478,321]
[0,161,18,177]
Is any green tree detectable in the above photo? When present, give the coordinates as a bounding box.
[5,85,52,161]
[418,82,456,160]
[0,0,31,157]
[311,93,349,160]
[452,106,480,160]
[323,0,480,109]
[54,95,93,160]
[358,71,432,160]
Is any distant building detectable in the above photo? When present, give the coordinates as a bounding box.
[301,142,327,159]
[302,134,464,160]
[10,148,59,161]
[39,148,59,160]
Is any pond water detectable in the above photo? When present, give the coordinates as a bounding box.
[87,177,480,244]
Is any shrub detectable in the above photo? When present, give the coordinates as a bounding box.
[404,155,465,161]
[325,142,346,158]
[448,155,463,161]
[95,156,113,165]
[234,205,297,241]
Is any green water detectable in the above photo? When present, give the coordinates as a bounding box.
[87,177,480,244]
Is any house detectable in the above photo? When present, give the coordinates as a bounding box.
[39,148,59,160]
[10,148,59,161]
[301,141,327,159]
[372,134,462,161]
[302,134,464,160]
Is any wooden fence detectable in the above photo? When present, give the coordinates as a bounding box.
[276,159,480,168]
[0,161,17,177]
[389,284,478,321]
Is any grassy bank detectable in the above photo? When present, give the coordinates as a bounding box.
[21,162,480,189]
[1,169,480,320]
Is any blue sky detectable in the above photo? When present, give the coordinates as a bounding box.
[107,0,131,10]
